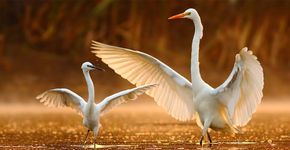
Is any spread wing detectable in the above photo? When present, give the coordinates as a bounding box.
[214,48,264,126]
[36,88,87,115]
[98,84,157,115]
[91,41,195,121]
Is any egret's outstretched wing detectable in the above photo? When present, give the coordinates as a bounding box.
[214,48,264,126]
[91,41,195,121]
[36,88,87,115]
[98,84,157,115]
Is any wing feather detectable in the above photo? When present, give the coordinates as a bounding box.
[91,41,196,121]
[98,84,158,115]
[36,88,87,115]
[214,47,264,126]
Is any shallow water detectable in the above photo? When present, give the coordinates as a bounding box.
[0,102,289,149]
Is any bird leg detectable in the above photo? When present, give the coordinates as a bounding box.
[93,128,99,150]
[199,135,204,146]
[207,131,212,147]
[94,135,96,150]
[200,119,212,146]
[93,132,97,150]
[83,130,90,145]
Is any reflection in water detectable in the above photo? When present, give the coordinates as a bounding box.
[72,144,136,149]
[195,141,256,145]
[196,141,257,150]
[222,141,256,145]
[0,146,47,149]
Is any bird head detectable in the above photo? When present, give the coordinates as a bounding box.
[81,62,104,72]
[168,8,199,21]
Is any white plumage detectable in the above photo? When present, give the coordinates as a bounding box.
[91,8,264,145]
[91,41,194,121]
[213,48,264,126]
[37,62,157,149]
[37,88,86,115]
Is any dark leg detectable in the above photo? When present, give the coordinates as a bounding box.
[207,131,212,146]
[200,119,211,146]
[83,130,90,145]
[93,133,96,150]
[199,135,204,146]
[93,128,99,150]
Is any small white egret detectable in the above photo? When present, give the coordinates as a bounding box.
[91,8,264,146]
[36,62,157,149]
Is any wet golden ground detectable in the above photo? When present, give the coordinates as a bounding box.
[0,101,289,149]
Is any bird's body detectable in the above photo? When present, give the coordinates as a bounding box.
[37,62,157,148]
[91,8,263,145]
[83,104,100,132]
[195,90,234,132]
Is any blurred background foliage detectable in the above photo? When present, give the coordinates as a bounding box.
[0,0,289,103]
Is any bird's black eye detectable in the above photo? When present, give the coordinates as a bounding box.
[186,12,191,15]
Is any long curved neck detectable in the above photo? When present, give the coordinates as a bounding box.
[191,17,205,94]
[83,70,95,106]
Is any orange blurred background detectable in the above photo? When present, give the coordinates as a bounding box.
[0,0,289,104]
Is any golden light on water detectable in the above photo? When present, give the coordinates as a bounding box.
[0,100,289,149]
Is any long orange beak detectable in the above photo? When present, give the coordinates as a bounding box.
[168,13,186,20]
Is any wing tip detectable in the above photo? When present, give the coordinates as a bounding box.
[241,47,248,52]
[90,40,103,50]
[36,91,47,100]
[36,94,42,100]
[239,47,261,62]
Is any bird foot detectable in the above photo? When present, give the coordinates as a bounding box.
[209,142,212,147]
[207,131,212,147]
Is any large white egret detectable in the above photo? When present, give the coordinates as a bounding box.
[36,62,157,149]
[91,8,264,146]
